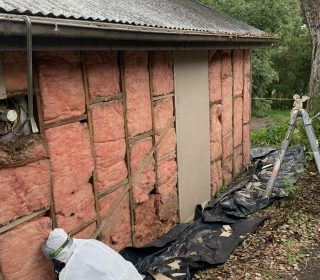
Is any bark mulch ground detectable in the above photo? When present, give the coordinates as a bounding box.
[194,166,320,280]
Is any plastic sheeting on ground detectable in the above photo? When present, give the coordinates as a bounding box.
[121,146,305,279]
[203,145,305,223]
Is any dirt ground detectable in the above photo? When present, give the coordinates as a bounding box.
[194,166,320,280]
[251,117,273,131]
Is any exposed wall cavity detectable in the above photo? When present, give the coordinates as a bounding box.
[0,50,178,279]
[208,49,252,196]
[0,48,252,279]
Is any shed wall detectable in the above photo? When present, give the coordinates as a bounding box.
[209,49,252,195]
[0,50,178,279]
[0,49,252,279]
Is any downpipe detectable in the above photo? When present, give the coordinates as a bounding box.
[22,15,38,133]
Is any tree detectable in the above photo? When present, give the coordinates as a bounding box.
[300,0,320,111]
[197,0,311,114]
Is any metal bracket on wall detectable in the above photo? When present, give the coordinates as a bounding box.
[0,57,7,100]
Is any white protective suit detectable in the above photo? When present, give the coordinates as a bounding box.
[44,229,143,280]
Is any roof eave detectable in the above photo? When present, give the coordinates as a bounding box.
[0,14,278,50]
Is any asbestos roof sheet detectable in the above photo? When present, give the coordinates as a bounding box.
[0,0,271,38]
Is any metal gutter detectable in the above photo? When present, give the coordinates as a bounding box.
[0,14,277,48]
[0,36,276,51]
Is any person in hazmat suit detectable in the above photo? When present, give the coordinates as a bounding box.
[42,228,143,280]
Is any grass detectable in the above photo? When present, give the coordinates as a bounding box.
[270,109,291,123]
[251,108,320,147]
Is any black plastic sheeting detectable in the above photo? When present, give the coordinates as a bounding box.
[121,146,305,279]
[203,145,305,223]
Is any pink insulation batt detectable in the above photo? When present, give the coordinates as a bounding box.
[130,138,156,203]
[211,160,223,195]
[221,51,233,136]
[124,51,152,137]
[45,122,96,232]
[157,174,178,235]
[157,158,177,186]
[73,223,97,239]
[234,146,243,175]
[0,217,55,280]
[233,49,244,97]
[157,157,178,235]
[150,51,174,96]
[91,101,127,192]
[153,98,174,135]
[233,97,243,148]
[210,104,222,161]
[99,186,131,251]
[0,160,51,225]
[134,195,160,247]
[208,51,222,103]
[85,51,120,97]
[154,98,176,159]
[37,52,86,123]
[243,50,252,124]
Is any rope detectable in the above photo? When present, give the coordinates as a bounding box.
[252,97,293,101]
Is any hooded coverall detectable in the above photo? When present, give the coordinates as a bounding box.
[58,239,143,280]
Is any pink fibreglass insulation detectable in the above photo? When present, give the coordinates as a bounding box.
[233,50,244,97]
[134,195,160,247]
[221,51,233,136]
[157,174,178,235]
[86,51,120,97]
[73,223,97,239]
[233,97,243,148]
[124,51,152,137]
[222,156,233,184]
[157,158,177,186]
[99,187,131,251]
[154,98,174,135]
[156,128,176,159]
[45,122,96,232]
[208,51,222,103]
[209,49,251,194]
[37,51,86,123]
[234,146,243,175]
[210,104,222,161]
[211,160,223,195]
[0,160,51,225]
[243,50,252,124]
[243,124,251,166]
[223,133,233,160]
[0,217,55,280]
[130,137,156,203]
[91,101,127,192]
[0,48,253,274]
[150,51,174,96]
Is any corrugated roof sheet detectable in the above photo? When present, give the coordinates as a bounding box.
[0,0,270,38]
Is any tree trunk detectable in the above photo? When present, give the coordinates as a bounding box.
[300,0,320,111]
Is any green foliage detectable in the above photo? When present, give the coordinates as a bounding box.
[215,184,229,198]
[251,121,290,146]
[285,251,306,265]
[251,110,320,147]
[197,0,312,111]
[252,98,272,117]
[283,179,296,197]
